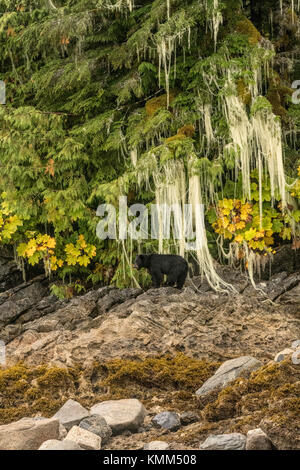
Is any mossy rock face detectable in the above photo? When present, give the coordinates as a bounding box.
[235,17,262,45]
[236,78,251,106]
[0,363,79,424]
[165,125,195,143]
[266,71,293,122]
[200,360,300,441]
[0,355,219,425]
[169,359,300,449]
[177,125,195,137]
[145,92,176,116]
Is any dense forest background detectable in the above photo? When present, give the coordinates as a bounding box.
[0,0,299,294]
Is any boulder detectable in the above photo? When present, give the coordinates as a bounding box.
[59,423,68,439]
[246,428,273,450]
[79,415,112,444]
[143,441,170,450]
[90,399,146,434]
[152,411,180,431]
[0,282,46,327]
[274,348,294,362]
[196,356,262,396]
[39,439,83,450]
[66,425,101,450]
[0,417,59,450]
[180,411,200,426]
[199,433,246,450]
[52,399,89,431]
[260,417,300,450]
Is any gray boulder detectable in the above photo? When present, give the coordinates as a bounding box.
[196,356,262,396]
[79,415,112,444]
[246,428,273,450]
[66,425,101,450]
[0,417,59,450]
[274,348,294,362]
[200,433,246,450]
[152,411,180,431]
[180,411,200,425]
[90,399,146,434]
[52,399,89,431]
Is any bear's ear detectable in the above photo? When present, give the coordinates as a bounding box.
[139,254,144,261]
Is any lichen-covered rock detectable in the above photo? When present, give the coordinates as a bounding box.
[0,417,59,450]
[196,356,262,396]
[246,428,273,450]
[79,415,112,444]
[52,399,89,431]
[39,439,83,450]
[90,399,146,434]
[199,433,246,450]
[152,411,181,431]
[66,425,101,450]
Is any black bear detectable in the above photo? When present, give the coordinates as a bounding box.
[133,254,188,289]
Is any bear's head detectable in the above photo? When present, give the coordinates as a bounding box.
[133,254,150,270]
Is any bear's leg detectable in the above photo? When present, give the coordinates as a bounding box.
[165,273,177,287]
[176,266,188,289]
[150,269,163,288]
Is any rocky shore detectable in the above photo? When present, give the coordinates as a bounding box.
[0,252,299,450]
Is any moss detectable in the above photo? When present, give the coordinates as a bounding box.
[236,78,251,106]
[0,362,80,424]
[165,133,187,143]
[2,356,297,446]
[266,71,293,122]
[235,17,262,44]
[96,354,219,392]
[177,125,195,137]
[201,359,300,432]
[165,124,195,143]
[145,92,176,116]
[0,355,219,425]
[24,387,42,400]
[36,366,77,389]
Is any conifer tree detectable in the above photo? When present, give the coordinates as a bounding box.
[0,0,299,289]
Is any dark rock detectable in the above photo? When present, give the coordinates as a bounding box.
[260,245,300,279]
[79,415,112,444]
[0,282,47,327]
[97,288,142,316]
[152,412,181,431]
[180,411,200,425]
